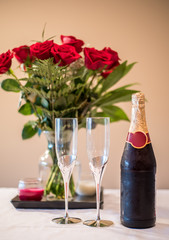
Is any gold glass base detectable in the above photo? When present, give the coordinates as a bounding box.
[52,217,82,224]
[83,219,113,227]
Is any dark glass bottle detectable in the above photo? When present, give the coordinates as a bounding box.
[120,92,156,228]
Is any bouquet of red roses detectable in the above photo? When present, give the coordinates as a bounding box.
[0,34,137,197]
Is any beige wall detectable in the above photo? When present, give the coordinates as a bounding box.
[0,0,169,189]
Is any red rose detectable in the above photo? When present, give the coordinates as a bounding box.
[30,40,54,60]
[61,35,84,53]
[0,50,13,74]
[13,45,32,64]
[103,47,120,67]
[51,44,81,66]
[84,47,120,70]
[101,48,120,78]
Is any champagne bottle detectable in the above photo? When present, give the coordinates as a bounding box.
[120,92,156,228]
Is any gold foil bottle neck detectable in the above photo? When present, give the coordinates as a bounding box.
[129,92,148,133]
[132,92,145,107]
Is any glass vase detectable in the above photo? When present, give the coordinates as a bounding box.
[39,131,75,199]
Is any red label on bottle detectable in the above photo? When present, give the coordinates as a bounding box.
[126,131,151,149]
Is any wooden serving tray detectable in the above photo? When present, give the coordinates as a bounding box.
[11,189,103,209]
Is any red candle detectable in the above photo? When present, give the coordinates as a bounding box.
[19,188,44,201]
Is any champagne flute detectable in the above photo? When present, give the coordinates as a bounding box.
[83,117,113,227]
[52,118,81,224]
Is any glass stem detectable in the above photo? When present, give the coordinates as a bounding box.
[95,176,101,221]
[64,178,69,221]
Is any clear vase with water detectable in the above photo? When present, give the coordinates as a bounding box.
[39,131,75,199]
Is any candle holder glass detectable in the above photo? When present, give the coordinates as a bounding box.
[18,178,44,201]
[76,171,96,197]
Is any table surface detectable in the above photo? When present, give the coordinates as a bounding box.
[0,188,169,240]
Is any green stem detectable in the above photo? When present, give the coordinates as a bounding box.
[88,73,96,89]
[80,102,90,118]
[8,68,18,79]
[55,171,63,196]
[30,102,42,122]
[69,176,75,197]
[93,77,104,94]
[45,165,58,195]
[75,85,85,104]
[48,62,55,130]
[75,70,94,104]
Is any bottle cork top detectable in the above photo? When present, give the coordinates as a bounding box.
[129,92,148,133]
[132,92,145,106]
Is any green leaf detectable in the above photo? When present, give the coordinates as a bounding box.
[114,83,138,91]
[1,79,20,92]
[41,98,49,109]
[24,81,32,88]
[22,121,38,139]
[93,89,139,107]
[36,106,43,116]
[54,97,67,109]
[46,35,56,41]
[100,61,136,94]
[36,106,52,118]
[123,62,137,77]
[101,105,129,122]
[67,94,75,104]
[42,23,46,41]
[101,61,127,93]
[18,102,34,115]
[92,112,108,118]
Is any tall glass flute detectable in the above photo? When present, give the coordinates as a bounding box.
[83,117,113,227]
[52,118,81,224]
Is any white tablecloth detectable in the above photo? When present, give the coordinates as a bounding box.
[0,188,169,240]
